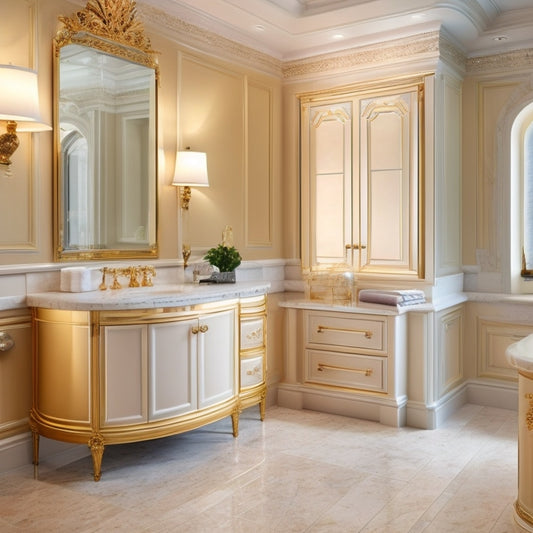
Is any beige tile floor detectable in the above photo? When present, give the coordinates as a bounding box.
[0,404,525,532]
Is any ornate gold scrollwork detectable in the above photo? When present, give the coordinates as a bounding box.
[525,393,533,431]
[56,0,158,68]
[88,433,105,481]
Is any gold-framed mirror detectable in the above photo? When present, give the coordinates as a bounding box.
[53,0,158,261]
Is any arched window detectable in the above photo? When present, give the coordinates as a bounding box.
[511,102,533,292]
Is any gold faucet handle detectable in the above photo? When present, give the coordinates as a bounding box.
[141,266,155,286]
[99,267,108,290]
[128,266,140,287]
[109,268,121,290]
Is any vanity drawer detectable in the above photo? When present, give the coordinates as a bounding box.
[305,312,386,352]
[240,355,264,389]
[305,349,386,392]
[240,318,264,350]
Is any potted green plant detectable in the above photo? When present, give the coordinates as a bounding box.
[203,244,242,283]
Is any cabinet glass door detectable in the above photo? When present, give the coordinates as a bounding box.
[301,80,423,279]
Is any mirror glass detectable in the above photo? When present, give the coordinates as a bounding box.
[53,0,158,261]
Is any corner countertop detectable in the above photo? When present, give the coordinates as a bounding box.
[506,333,533,373]
[26,282,271,311]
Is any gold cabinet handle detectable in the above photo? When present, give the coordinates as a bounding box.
[317,363,373,376]
[316,325,372,339]
[192,325,209,335]
[246,366,261,376]
[345,244,367,250]
[0,331,14,352]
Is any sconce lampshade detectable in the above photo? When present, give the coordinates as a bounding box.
[172,151,209,187]
[0,65,48,129]
[0,64,51,166]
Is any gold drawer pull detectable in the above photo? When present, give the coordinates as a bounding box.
[246,366,261,376]
[317,363,373,377]
[317,325,372,339]
[192,325,209,334]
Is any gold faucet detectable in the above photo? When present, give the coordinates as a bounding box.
[98,265,156,290]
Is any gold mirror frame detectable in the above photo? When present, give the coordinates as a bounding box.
[53,0,159,261]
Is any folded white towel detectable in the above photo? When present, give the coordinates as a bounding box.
[358,289,426,306]
[61,267,99,292]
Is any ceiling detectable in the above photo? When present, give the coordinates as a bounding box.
[140,0,533,61]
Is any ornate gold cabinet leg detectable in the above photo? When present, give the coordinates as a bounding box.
[231,410,240,437]
[88,434,105,481]
[258,389,267,421]
[29,415,40,466]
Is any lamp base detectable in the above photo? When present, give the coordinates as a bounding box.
[182,245,191,268]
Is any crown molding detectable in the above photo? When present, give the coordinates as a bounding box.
[137,3,283,78]
[467,47,533,75]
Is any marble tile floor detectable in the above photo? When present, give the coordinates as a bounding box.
[0,404,525,532]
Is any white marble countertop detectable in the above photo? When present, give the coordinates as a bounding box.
[278,298,434,315]
[26,282,271,311]
[506,334,533,372]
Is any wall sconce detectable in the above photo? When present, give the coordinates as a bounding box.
[171,148,209,267]
[0,64,51,167]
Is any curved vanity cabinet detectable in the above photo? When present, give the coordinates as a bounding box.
[28,284,268,480]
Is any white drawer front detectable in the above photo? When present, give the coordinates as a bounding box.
[241,318,264,350]
[306,313,385,352]
[305,349,386,392]
[240,356,264,388]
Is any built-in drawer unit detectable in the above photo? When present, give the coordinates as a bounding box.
[279,303,408,427]
[306,312,386,353]
[305,349,386,392]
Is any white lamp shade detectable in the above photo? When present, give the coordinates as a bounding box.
[172,151,209,187]
[0,64,50,130]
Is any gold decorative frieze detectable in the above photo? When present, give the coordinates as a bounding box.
[467,47,533,75]
[282,31,441,80]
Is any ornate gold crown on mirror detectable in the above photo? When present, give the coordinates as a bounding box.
[55,0,158,65]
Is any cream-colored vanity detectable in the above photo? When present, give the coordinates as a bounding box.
[27,283,268,480]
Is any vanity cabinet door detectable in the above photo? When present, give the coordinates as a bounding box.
[197,308,236,409]
[148,318,197,420]
[101,324,148,426]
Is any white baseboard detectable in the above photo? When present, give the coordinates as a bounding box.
[0,432,89,474]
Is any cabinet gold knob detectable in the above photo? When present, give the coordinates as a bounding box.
[0,331,14,352]
[192,325,209,335]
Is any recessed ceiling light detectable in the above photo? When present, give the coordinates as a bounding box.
[254,24,265,32]
[332,34,344,40]
[411,13,426,20]
[493,35,509,41]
